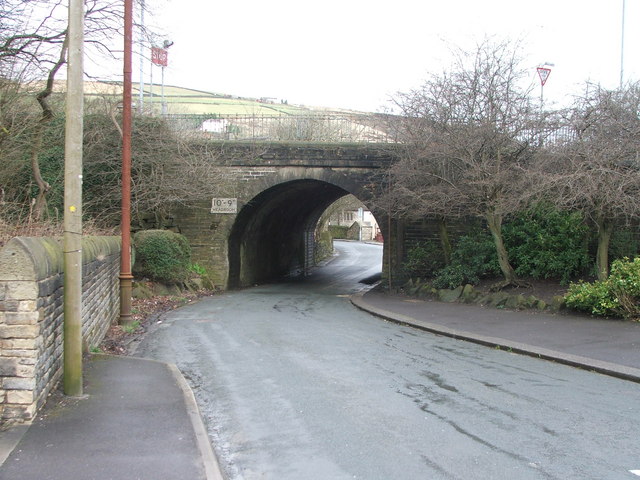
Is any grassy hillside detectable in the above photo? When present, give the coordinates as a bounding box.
[78,81,358,116]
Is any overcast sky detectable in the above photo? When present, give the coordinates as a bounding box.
[114,0,640,112]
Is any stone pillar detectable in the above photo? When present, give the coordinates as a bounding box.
[0,239,48,422]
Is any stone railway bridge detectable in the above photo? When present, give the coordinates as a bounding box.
[0,141,438,421]
[165,141,426,289]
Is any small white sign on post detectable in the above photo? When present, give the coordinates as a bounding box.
[211,198,237,214]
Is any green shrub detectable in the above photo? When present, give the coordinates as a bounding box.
[133,229,192,284]
[503,205,591,283]
[432,264,477,289]
[451,232,501,276]
[328,225,349,239]
[188,263,207,276]
[565,257,640,319]
[564,280,617,317]
[432,230,500,289]
[402,241,445,279]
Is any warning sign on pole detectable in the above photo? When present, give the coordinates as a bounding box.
[537,67,551,86]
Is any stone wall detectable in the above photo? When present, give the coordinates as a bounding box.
[0,236,120,423]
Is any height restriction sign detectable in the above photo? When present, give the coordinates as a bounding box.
[537,67,551,86]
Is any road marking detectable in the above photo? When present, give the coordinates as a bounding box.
[629,470,640,476]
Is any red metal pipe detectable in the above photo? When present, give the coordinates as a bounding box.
[119,0,134,324]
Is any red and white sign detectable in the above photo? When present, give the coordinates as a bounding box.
[537,67,551,86]
[151,47,168,67]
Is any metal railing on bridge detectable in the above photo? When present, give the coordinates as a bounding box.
[162,113,578,147]
[164,113,400,144]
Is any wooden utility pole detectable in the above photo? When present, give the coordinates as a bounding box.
[63,0,85,396]
[120,0,134,325]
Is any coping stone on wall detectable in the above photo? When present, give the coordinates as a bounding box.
[0,237,63,282]
[0,236,121,283]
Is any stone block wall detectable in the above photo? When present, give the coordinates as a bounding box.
[0,236,120,423]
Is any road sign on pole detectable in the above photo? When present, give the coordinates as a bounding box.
[537,67,551,86]
[151,47,168,67]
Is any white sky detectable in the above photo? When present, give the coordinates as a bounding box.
[110,0,640,112]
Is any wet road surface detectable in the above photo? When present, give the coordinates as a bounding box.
[136,241,640,480]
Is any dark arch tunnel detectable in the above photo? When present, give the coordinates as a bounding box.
[227,179,374,289]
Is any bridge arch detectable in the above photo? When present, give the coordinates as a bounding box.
[227,175,383,288]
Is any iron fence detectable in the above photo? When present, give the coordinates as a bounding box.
[161,113,578,147]
[164,113,400,144]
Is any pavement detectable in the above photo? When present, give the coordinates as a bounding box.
[1,289,639,480]
[0,355,224,480]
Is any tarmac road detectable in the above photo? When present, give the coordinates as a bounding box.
[135,241,640,480]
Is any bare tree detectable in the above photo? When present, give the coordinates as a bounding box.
[538,82,640,280]
[0,0,67,80]
[1,0,133,79]
[385,39,540,287]
[79,99,234,226]
[0,0,153,221]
